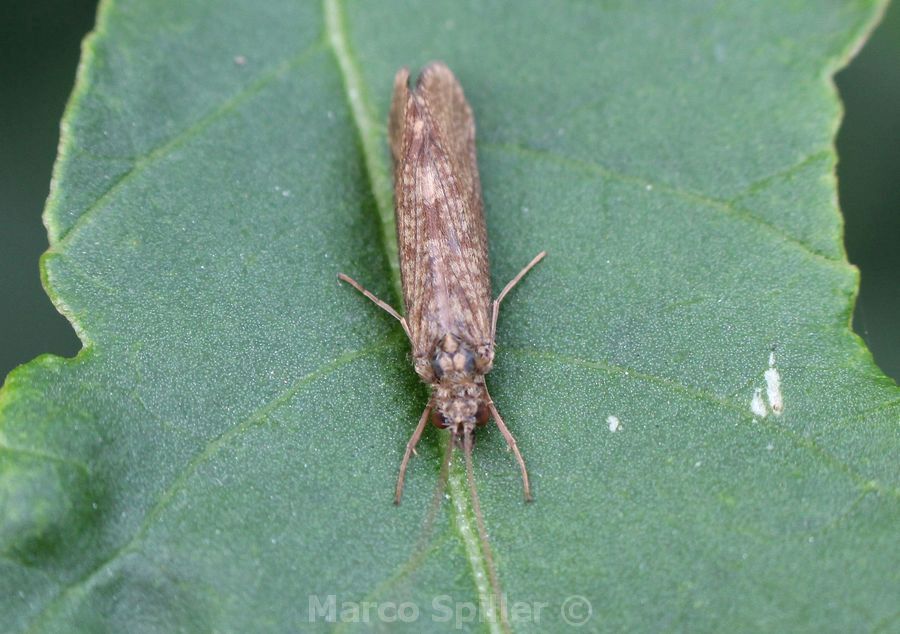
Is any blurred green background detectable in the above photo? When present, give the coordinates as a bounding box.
[1,1,898,382]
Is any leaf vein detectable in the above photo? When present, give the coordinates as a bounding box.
[731,149,832,202]
[507,348,892,497]
[48,39,328,250]
[22,338,395,632]
[0,443,90,477]
[481,141,845,265]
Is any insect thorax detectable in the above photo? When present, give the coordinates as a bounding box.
[418,333,492,430]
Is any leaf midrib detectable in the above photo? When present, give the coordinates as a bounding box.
[323,1,509,631]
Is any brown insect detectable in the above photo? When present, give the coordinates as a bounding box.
[339,62,544,504]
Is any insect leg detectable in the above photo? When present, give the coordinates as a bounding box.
[394,400,433,504]
[483,385,533,502]
[489,251,546,346]
[338,273,412,342]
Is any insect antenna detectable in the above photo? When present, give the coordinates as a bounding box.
[408,428,455,554]
[368,433,455,602]
[462,430,508,631]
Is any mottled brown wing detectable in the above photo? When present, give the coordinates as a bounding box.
[389,63,492,359]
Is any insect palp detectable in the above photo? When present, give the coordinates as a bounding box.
[483,384,533,502]
[394,400,433,504]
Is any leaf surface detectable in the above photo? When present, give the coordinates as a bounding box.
[1,1,897,632]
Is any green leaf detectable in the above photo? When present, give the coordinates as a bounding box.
[2,1,897,632]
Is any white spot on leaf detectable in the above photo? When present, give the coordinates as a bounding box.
[750,388,767,418]
[765,366,783,415]
[748,349,784,418]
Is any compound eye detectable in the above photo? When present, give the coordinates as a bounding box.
[460,350,475,374]
[475,403,490,426]
[431,410,451,429]
[431,355,444,379]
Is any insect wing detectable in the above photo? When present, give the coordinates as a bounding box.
[390,63,492,357]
